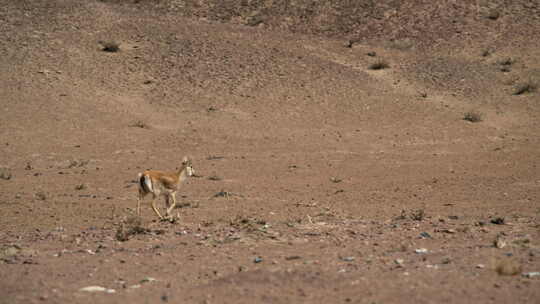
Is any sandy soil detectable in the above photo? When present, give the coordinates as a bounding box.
[1,1,539,303]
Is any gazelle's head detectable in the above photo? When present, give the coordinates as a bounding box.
[182,156,194,177]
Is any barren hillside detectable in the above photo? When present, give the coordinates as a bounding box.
[1,1,539,303]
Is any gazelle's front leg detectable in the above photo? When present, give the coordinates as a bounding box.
[150,195,164,219]
[165,192,177,218]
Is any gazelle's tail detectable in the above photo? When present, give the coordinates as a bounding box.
[138,173,153,193]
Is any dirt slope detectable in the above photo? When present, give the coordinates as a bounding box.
[1,1,539,303]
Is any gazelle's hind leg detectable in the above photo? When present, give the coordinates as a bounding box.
[150,194,164,219]
[165,192,177,217]
[137,189,147,216]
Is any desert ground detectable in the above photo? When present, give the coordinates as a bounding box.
[1,1,539,303]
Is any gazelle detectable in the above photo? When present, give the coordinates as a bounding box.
[137,156,194,219]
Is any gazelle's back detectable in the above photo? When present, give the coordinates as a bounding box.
[143,170,180,190]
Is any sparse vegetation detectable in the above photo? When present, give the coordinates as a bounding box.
[68,159,89,168]
[99,41,120,52]
[495,258,522,276]
[34,191,47,201]
[395,209,426,221]
[116,216,148,241]
[368,60,389,70]
[498,57,514,66]
[463,111,483,123]
[481,49,491,57]
[75,183,87,190]
[130,120,151,129]
[409,209,425,221]
[229,215,266,233]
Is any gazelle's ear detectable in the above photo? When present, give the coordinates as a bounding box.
[182,156,189,164]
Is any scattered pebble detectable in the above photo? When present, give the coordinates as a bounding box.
[419,232,432,238]
[440,229,457,234]
[79,286,115,293]
[491,217,505,225]
[340,256,355,262]
[285,255,301,260]
[522,272,540,278]
[394,259,404,266]
[330,177,342,183]
[494,238,506,249]
[476,264,485,269]
[254,257,263,263]
[415,248,428,254]
[140,277,157,284]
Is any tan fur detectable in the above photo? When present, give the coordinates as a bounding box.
[137,156,194,219]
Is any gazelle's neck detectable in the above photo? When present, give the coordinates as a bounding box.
[177,165,189,182]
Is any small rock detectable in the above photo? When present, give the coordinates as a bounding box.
[394,258,404,266]
[0,167,12,180]
[140,277,157,284]
[79,286,115,293]
[419,232,432,239]
[476,264,485,269]
[522,272,540,278]
[495,238,506,249]
[254,257,263,263]
[330,177,342,183]
[340,256,355,262]
[415,248,428,254]
[440,229,457,234]
[285,255,301,260]
[491,217,505,225]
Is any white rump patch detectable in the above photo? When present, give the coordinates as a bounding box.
[141,174,153,192]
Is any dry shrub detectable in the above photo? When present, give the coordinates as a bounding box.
[410,209,425,221]
[368,60,389,70]
[130,120,151,129]
[116,216,148,241]
[34,191,47,201]
[495,258,522,276]
[395,209,426,221]
[100,41,120,52]
[463,111,483,123]
[229,215,266,233]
